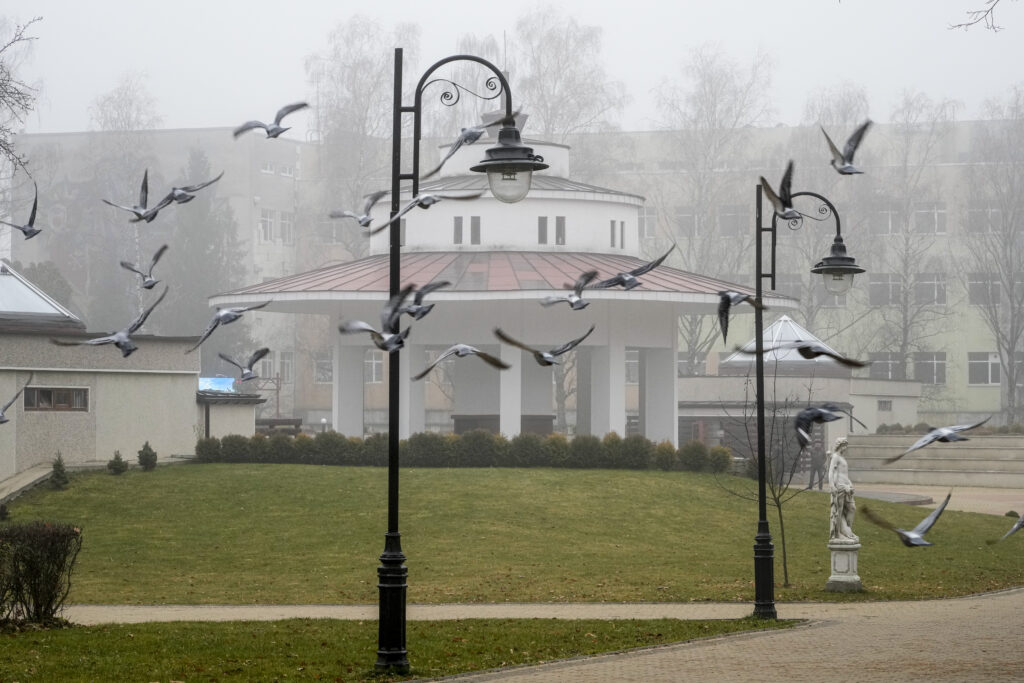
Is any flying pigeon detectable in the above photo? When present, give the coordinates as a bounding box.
[822,120,872,175]
[365,191,486,236]
[328,190,389,228]
[988,512,1024,544]
[884,416,991,464]
[0,372,34,424]
[162,171,224,204]
[186,300,272,354]
[218,347,271,382]
[593,245,676,290]
[401,280,451,320]
[337,286,415,353]
[733,340,869,369]
[52,286,168,358]
[862,491,952,547]
[120,244,169,290]
[422,109,521,179]
[412,344,510,381]
[102,169,172,223]
[793,406,843,450]
[0,182,42,239]
[819,402,868,431]
[233,102,309,139]
[760,160,800,221]
[541,270,599,310]
[717,290,763,344]
[494,324,595,367]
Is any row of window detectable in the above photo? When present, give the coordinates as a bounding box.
[868,273,1015,306]
[259,160,296,177]
[257,209,295,244]
[868,351,1020,385]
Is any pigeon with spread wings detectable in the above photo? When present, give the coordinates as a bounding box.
[822,120,872,175]
[401,281,451,320]
[218,347,271,382]
[329,190,388,228]
[186,301,272,354]
[988,512,1024,544]
[412,344,510,381]
[102,169,171,223]
[422,109,521,179]
[717,290,762,344]
[541,271,598,310]
[760,160,800,221]
[494,325,595,367]
[163,171,224,204]
[0,372,34,424]
[0,182,42,239]
[120,244,168,290]
[233,102,309,139]
[52,287,169,358]
[884,416,991,464]
[862,491,952,547]
[733,340,869,368]
[365,191,486,236]
[338,286,415,353]
[593,245,676,290]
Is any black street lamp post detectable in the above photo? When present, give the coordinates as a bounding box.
[752,184,862,619]
[376,48,546,673]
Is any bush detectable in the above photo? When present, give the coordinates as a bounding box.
[544,433,571,467]
[136,441,158,471]
[678,440,709,472]
[405,431,451,467]
[363,433,388,467]
[508,432,547,467]
[249,434,269,463]
[0,521,83,624]
[708,445,732,473]
[620,434,654,470]
[49,453,69,490]
[568,434,604,469]
[195,437,221,463]
[602,432,623,468]
[220,434,251,463]
[312,431,357,466]
[453,429,507,467]
[291,434,315,463]
[106,450,128,475]
[266,433,296,464]
[653,441,678,471]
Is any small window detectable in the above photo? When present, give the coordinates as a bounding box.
[877,399,893,412]
[625,349,639,385]
[365,350,384,384]
[279,351,294,384]
[313,356,333,384]
[638,205,657,240]
[869,273,901,306]
[453,217,463,245]
[555,216,566,245]
[279,164,294,177]
[968,273,1000,305]
[914,273,946,306]
[25,387,89,412]
[610,220,616,247]
[913,351,947,385]
[260,160,275,174]
[470,216,480,245]
[968,352,1000,385]
[538,216,548,244]
[279,211,295,245]
[259,352,275,380]
[869,352,906,380]
[258,209,275,242]
[619,221,625,249]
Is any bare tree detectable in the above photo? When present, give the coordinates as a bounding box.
[950,0,1014,30]
[0,16,39,175]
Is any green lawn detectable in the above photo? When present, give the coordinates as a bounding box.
[6,464,1023,604]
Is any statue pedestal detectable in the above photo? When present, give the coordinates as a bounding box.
[825,541,863,592]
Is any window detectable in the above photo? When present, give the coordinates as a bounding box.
[914,273,946,305]
[967,201,1002,234]
[279,211,294,245]
[610,220,616,247]
[638,205,657,240]
[877,399,893,412]
[869,273,901,306]
[258,209,275,242]
[260,160,274,174]
[453,216,463,245]
[555,216,566,245]
[470,216,480,245]
[625,349,640,384]
[968,352,1000,385]
[677,351,707,377]
[537,217,548,245]
[259,352,275,380]
[24,387,88,411]
[365,350,384,384]
[313,355,333,384]
[913,351,946,385]
[718,204,748,238]
[869,352,906,380]
[279,164,294,177]
[968,273,1000,305]
[675,205,696,239]
[869,204,900,235]
[619,221,625,249]
[278,351,294,383]
[912,202,947,234]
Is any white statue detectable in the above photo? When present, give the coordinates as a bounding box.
[827,437,858,543]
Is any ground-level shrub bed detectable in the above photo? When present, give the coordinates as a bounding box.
[0,617,794,682]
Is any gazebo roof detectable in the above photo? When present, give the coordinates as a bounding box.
[719,314,854,377]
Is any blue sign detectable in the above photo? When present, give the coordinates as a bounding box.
[199,377,236,393]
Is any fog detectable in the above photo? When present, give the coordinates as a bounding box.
[6,0,1024,136]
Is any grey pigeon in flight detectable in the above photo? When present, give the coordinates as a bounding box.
[989,512,1024,544]
[0,182,41,239]
[541,270,598,310]
[329,190,389,228]
[338,286,414,353]
[412,344,510,381]
[760,160,800,221]
[593,245,676,290]
[102,169,171,223]
[401,280,451,320]
[733,340,869,368]
[163,171,224,204]
[233,102,309,138]
[717,290,763,343]
[862,491,952,547]
[218,347,271,382]
[494,324,595,367]
[822,120,872,175]
[884,416,991,464]
[365,191,486,236]
[52,286,169,358]
[422,109,521,179]
[0,372,34,424]
[186,300,272,354]
[120,244,168,290]
[793,406,843,450]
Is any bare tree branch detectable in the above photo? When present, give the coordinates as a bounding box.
[0,16,40,175]
[950,0,1012,31]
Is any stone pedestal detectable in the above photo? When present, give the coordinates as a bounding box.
[825,541,863,592]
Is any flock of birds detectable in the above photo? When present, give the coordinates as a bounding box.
[2,100,1020,545]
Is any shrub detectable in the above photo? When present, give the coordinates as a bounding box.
[312,431,355,466]
[106,450,128,475]
[912,422,931,434]
[0,521,83,624]
[220,434,251,463]
[266,433,296,464]
[708,445,733,473]
[678,440,709,472]
[544,433,571,467]
[405,431,451,467]
[136,441,158,471]
[508,432,547,467]
[568,434,604,468]
[453,429,507,467]
[620,434,654,470]
[249,434,269,463]
[50,453,69,490]
[363,433,388,467]
[195,437,221,463]
[292,434,315,463]
[653,441,678,471]
[602,432,623,468]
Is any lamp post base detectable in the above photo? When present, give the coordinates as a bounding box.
[752,521,777,619]
[375,531,410,673]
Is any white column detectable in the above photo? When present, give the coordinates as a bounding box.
[642,347,678,446]
[590,342,626,437]
[406,345,426,435]
[333,343,364,437]
[499,347,523,438]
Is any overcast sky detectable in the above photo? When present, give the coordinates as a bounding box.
[6,0,1023,138]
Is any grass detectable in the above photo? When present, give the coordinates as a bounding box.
[0,617,793,682]
[5,464,1023,604]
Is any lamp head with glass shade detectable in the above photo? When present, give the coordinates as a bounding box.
[810,234,864,295]
[470,124,549,203]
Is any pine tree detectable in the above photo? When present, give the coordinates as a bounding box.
[50,452,70,490]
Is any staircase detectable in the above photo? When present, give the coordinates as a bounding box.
[846,435,1024,487]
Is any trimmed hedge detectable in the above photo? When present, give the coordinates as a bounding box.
[192,432,735,473]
